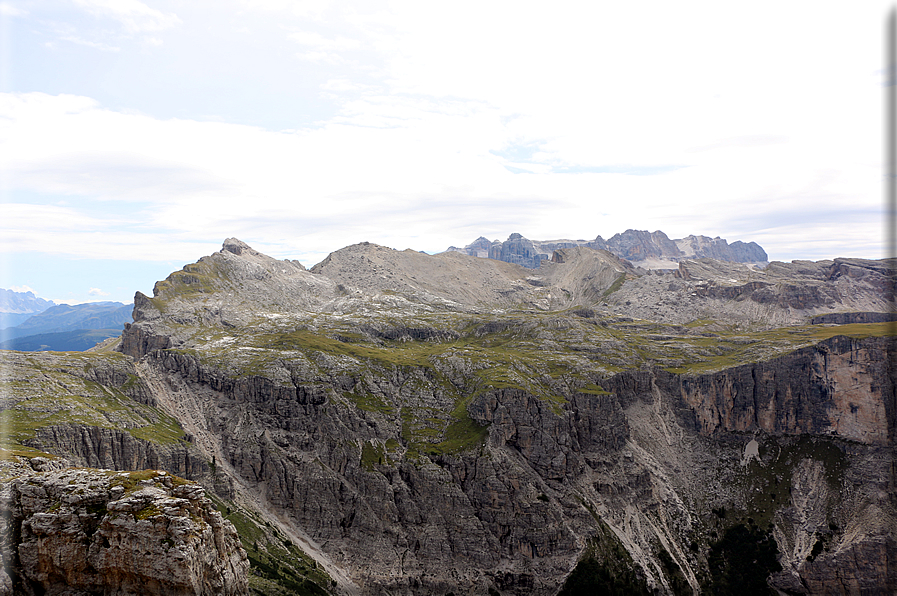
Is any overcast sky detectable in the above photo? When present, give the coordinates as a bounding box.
[0,1,892,304]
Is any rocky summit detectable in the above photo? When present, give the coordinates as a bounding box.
[1,237,895,595]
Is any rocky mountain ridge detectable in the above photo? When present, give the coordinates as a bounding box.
[447,230,768,269]
[0,237,894,595]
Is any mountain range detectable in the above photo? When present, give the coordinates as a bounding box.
[0,237,894,595]
[0,288,55,328]
[447,230,768,269]
[0,299,133,352]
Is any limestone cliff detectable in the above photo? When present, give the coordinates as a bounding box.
[0,460,248,595]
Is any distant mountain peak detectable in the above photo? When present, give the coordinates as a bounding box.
[0,288,55,315]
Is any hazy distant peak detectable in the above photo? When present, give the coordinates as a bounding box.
[0,288,55,315]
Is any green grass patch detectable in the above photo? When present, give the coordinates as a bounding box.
[0,446,56,460]
[106,469,165,494]
[360,441,386,470]
[153,261,224,301]
[263,329,440,368]
[578,383,611,396]
[134,503,162,521]
[733,435,847,529]
[207,496,334,595]
[431,416,489,455]
[343,391,395,415]
[126,410,186,444]
[600,274,627,300]
[664,322,896,374]
[0,353,188,452]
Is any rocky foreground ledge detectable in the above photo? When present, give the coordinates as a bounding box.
[0,457,249,596]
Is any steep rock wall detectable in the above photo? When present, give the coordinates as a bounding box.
[664,336,893,444]
[117,334,895,595]
[27,425,209,481]
[0,463,248,596]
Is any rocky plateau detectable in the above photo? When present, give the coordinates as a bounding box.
[0,236,895,595]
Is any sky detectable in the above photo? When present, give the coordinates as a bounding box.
[0,1,893,305]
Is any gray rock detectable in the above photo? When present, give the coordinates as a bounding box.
[0,467,249,596]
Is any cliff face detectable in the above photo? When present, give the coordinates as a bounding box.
[659,336,894,444]
[0,350,213,487]
[29,425,211,485]
[675,235,768,263]
[0,461,248,596]
[122,330,895,595]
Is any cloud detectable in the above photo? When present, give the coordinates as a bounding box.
[322,79,375,93]
[289,30,360,52]
[0,85,884,264]
[296,50,347,64]
[687,136,790,153]
[0,2,888,265]
[9,285,35,293]
[1,203,109,232]
[58,35,120,51]
[237,0,332,20]
[88,287,110,296]
[549,165,688,176]
[72,0,181,33]
[289,30,361,64]
[0,3,26,17]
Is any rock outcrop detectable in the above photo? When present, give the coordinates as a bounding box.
[604,257,896,327]
[675,234,768,262]
[487,233,551,268]
[0,462,249,596]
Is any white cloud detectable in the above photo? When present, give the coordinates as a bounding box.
[46,297,125,305]
[1,203,108,232]
[87,287,110,296]
[0,81,885,264]
[289,30,359,52]
[72,0,181,33]
[322,79,376,93]
[59,35,120,51]
[0,2,889,266]
[296,50,347,64]
[0,3,27,17]
[237,0,332,20]
[288,30,362,64]
[9,285,34,293]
